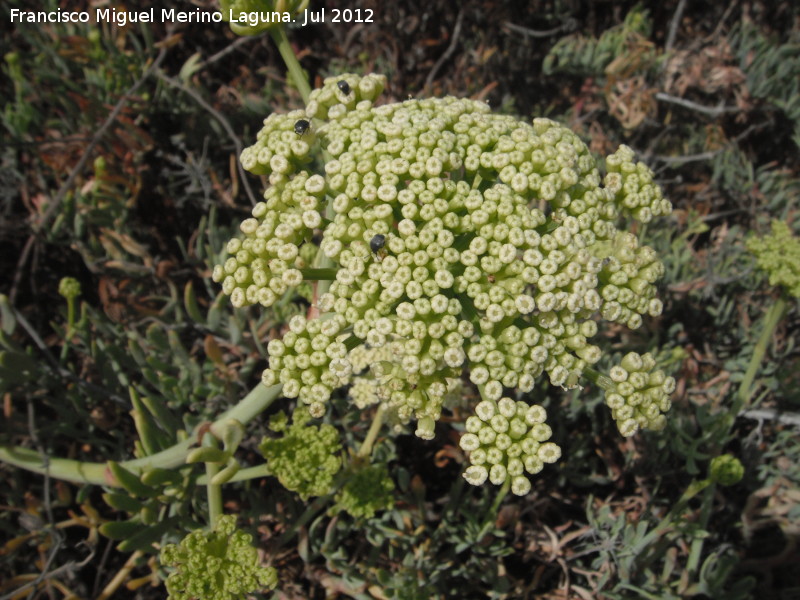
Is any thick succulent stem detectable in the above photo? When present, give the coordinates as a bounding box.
[0,383,283,486]
[357,404,388,459]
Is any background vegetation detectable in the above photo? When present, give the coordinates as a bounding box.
[1,0,798,598]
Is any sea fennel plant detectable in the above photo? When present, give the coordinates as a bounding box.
[212,72,676,498]
[0,70,678,599]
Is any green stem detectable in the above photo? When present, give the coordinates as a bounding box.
[300,268,338,281]
[735,295,789,411]
[268,26,311,104]
[686,483,714,577]
[59,296,77,363]
[204,437,223,526]
[582,366,615,392]
[476,479,510,539]
[198,463,270,485]
[357,404,387,459]
[628,478,711,556]
[0,383,283,486]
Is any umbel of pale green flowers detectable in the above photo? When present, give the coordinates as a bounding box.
[160,514,277,600]
[596,351,675,437]
[747,220,800,299]
[213,73,674,495]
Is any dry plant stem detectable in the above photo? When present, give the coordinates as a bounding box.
[423,8,465,93]
[735,295,789,412]
[0,383,283,486]
[95,550,144,600]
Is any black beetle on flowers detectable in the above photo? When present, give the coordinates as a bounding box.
[369,234,386,254]
[294,119,310,136]
[337,80,351,95]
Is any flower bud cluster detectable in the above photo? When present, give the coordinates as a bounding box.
[334,463,395,519]
[215,73,674,492]
[160,514,277,600]
[58,276,81,300]
[239,109,315,183]
[305,73,386,120]
[601,352,676,437]
[708,453,745,486]
[459,398,561,496]
[212,171,327,309]
[259,407,342,500]
[260,314,351,416]
[593,231,666,330]
[604,145,672,224]
[746,220,800,298]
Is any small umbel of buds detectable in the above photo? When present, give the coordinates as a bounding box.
[746,220,800,298]
[459,398,561,496]
[597,352,676,437]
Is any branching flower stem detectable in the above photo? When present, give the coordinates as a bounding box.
[0,383,283,486]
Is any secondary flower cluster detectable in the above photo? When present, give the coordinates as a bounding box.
[599,352,676,437]
[259,407,342,500]
[746,219,800,298]
[160,514,277,600]
[215,73,674,494]
[459,398,561,496]
[334,463,395,519]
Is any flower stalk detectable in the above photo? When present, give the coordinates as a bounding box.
[0,383,282,486]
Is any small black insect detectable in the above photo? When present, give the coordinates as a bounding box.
[370,234,386,254]
[337,80,351,95]
[294,119,310,136]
